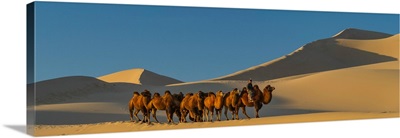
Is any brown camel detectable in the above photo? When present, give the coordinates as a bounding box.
[237,87,254,119]
[179,93,193,123]
[146,90,175,123]
[238,85,276,118]
[128,91,140,122]
[214,90,224,121]
[128,90,152,123]
[181,91,205,122]
[223,88,240,120]
[172,92,184,122]
[203,92,216,122]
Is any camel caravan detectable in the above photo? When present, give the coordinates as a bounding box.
[128,81,276,124]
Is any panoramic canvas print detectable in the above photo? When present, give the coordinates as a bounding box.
[27,1,399,136]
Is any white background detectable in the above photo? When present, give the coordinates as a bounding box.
[0,0,399,138]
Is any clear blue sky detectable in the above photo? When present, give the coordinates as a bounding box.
[34,2,399,83]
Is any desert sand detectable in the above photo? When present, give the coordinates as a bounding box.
[30,28,399,136]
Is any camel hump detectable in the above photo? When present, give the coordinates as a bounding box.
[140,92,146,95]
[197,91,205,98]
[165,90,171,95]
[253,85,259,89]
[208,92,215,97]
[223,92,230,100]
[185,93,193,97]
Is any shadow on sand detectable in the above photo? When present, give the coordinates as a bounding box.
[4,125,26,135]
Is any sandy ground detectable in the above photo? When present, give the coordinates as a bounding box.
[30,29,399,136]
[34,112,398,136]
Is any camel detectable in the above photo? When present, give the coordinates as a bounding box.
[214,90,224,121]
[128,90,152,123]
[181,91,205,122]
[237,87,254,119]
[172,92,184,122]
[203,92,216,122]
[223,88,240,120]
[146,90,175,123]
[179,93,193,123]
[128,91,140,122]
[238,85,276,118]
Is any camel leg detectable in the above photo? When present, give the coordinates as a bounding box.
[206,109,209,122]
[210,107,214,122]
[241,106,251,119]
[199,110,203,122]
[152,109,160,123]
[133,109,141,122]
[189,111,195,122]
[224,106,229,121]
[175,109,181,123]
[170,109,175,123]
[141,110,147,124]
[203,109,208,122]
[231,110,235,120]
[129,108,134,122]
[183,110,188,123]
[202,109,206,122]
[146,109,152,125]
[216,109,221,121]
[166,107,174,123]
[166,110,171,123]
[254,103,262,118]
[180,109,187,123]
[235,107,239,120]
[215,109,219,121]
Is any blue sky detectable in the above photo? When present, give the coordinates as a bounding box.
[34,2,399,83]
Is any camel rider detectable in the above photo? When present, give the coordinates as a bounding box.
[247,79,254,102]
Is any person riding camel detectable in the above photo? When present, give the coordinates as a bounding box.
[247,79,254,102]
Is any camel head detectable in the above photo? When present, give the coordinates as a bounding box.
[242,87,247,92]
[141,90,152,102]
[216,90,224,97]
[196,91,206,110]
[264,85,276,92]
[239,87,248,97]
[153,92,161,98]
[174,92,184,101]
[231,88,240,106]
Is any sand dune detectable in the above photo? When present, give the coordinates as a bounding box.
[269,62,399,112]
[28,76,114,105]
[332,28,392,40]
[337,34,399,58]
[98,68,183,85]
[32,28,399,136]
[213,29,398,81]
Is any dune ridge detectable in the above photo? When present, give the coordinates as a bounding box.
[98,68,183,85]
[332,28,393,40]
